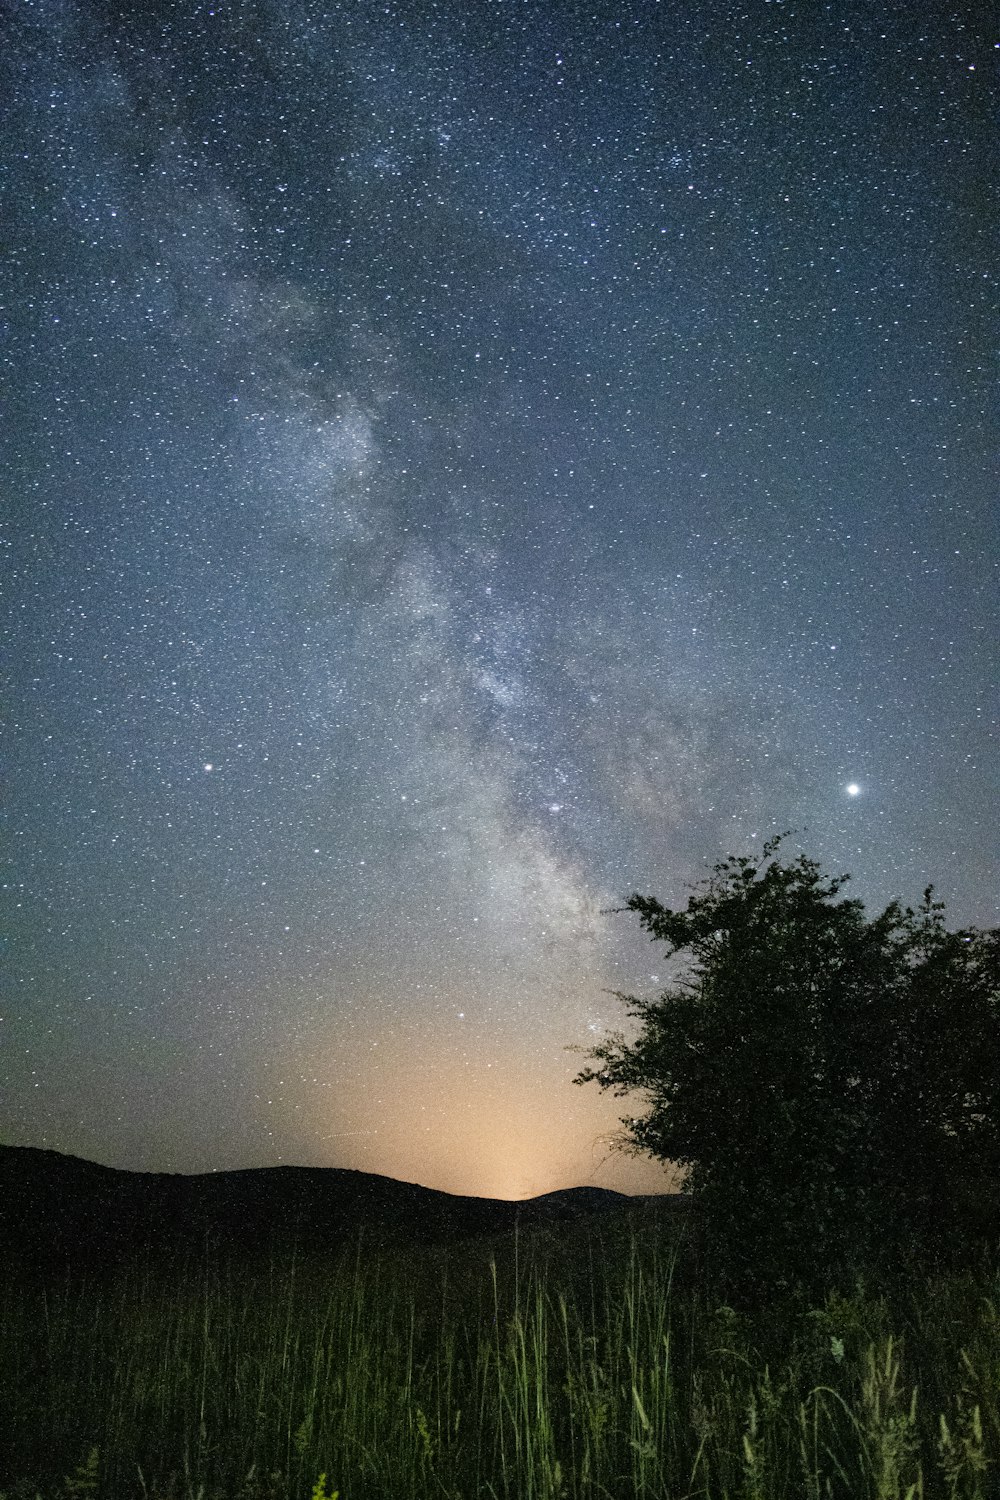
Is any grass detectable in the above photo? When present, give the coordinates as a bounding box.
[1,1204,997,1499]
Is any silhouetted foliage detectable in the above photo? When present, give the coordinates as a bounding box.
[576,836,1000,1306]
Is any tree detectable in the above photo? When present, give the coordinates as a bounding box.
[575,836,1000,1305]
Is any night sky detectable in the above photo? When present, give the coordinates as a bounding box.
[3,0,996,1199]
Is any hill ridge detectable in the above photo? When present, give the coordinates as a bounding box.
[0,1144,689,1270]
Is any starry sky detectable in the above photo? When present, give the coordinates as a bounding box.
[3,0,996,1199]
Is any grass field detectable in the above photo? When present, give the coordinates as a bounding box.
[1,1203,997,1499]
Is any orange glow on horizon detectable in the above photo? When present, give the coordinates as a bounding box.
[267,1024,681,1199]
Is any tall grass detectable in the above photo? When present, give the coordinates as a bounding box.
[1,1210,997,1499]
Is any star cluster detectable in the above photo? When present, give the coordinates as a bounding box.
[3,0,995,1196]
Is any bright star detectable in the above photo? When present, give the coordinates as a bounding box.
[846,783,861,797]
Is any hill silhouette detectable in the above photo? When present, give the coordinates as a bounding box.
[0,1145,692,1272]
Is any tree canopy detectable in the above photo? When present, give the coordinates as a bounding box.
[576,837,1000,1304]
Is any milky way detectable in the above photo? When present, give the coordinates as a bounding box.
[3,0,996,1197]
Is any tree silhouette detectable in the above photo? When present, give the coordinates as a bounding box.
[576,836,1000,1305]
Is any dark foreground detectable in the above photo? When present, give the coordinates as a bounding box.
[1,1147,996,1499]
